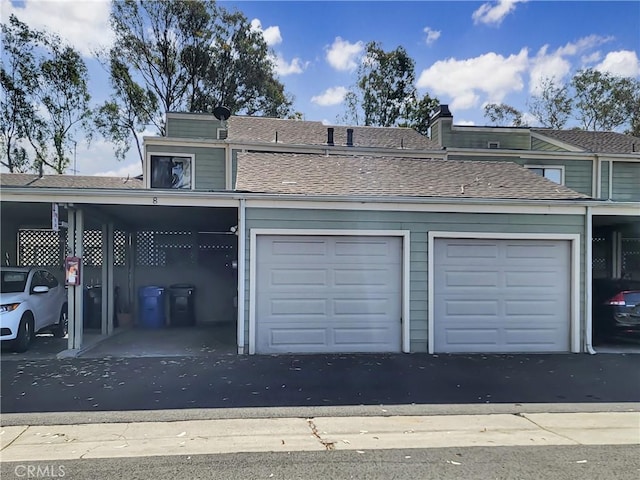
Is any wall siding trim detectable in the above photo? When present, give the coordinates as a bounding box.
[245,199,586,215]
[427,231,582,354]
[248,228,412,355]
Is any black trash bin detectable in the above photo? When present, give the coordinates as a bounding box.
[83,285,102,329]
[168,284,196,326]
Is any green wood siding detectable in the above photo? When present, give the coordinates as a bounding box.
[446,130,530,150]
[232,149,239,189]
[166,116,224,139]
[243,207,585,353]
[147,144,226,190]
[612,161,640,201]
[600,161,610,199]
[531,137,569,152]
[448,154,593,196]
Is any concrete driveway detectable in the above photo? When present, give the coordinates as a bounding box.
[0,333,68,361]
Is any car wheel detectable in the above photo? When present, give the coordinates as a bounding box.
[53,306,68,338]
[14,315,33,353]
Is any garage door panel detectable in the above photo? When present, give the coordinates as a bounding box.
[256,235,402,354]
[505,299,561,316]
[505,243,562,258]
[334,268,393,286]
[269,268,328,287]
[334,239,393,258]
[446,329,499,345]
[333,326,397,346]
[444,299,499,316]
[269,298,328,316]
[445,243,499,259]
[434,238,571,353]
[445,271,500,287]
[270,239,327,256]
[505,270,564,288]
[268,328,328,348]
[504,328,561,346]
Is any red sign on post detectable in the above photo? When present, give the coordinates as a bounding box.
[65,256,81,286]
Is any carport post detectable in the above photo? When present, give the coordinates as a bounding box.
[67,208,84,350]
[101,222,115,335]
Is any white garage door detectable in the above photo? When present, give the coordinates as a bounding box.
[255,235,402,354]
[434,238,571,353]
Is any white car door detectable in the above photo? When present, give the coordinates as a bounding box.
[29,270,56,330]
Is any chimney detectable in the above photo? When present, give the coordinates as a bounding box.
[346,128,353,147]
[428,104,454,148]
[327,127,334,146]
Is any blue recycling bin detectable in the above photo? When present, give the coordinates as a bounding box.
[138,286,166,328]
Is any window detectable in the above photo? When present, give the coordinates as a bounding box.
[149,155,193,189]
[488,141,500,149]
[527,166,563,185]
[43,271,59,288]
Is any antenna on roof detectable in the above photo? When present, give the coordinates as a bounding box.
[213,106,231,128]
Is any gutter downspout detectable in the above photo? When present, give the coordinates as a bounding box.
[594,154,601,199]
[585,205,596,354]
[236,198,246,354]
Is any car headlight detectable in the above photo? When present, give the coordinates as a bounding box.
[0,303,21,313]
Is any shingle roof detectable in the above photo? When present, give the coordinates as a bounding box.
[236,153,589,200]
[0,173,144,189]
[532,129,640,154]
[227,116,440,150]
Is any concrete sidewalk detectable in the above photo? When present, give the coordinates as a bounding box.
[1,412,638,462]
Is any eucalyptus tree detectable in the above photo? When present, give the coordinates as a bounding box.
[483,103,527,127]
[528,77,573,129]
[99,0,293,165]
[572,68,637,132]
[342,41,438,132]
[0,14,92,174]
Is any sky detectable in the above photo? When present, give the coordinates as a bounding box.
[2,0,640,178]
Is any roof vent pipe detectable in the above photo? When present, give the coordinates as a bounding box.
[346,128,353,147]
[327,127,334,146]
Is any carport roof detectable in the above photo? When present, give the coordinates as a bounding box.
[236,153,591,200]
[0,174,143,189]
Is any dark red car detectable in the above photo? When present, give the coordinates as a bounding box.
[592,279,640,344]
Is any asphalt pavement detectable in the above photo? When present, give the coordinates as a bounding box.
[1,352,639,416]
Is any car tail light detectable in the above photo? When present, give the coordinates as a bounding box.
[606,292,627,306]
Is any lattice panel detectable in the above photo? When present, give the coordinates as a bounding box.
[83,230,103,266]
[18,229,127,267]
[622,238,640,277]
[592,236,611,279]
[135,230,195,267]
[18,229,66,266]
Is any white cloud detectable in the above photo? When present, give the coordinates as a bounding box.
[273,54,307,76]
[2,0,113,57]
[529,45,572,94]
[581,51,602,65]
[311,86,348,107]
[250,18,282,46]
[596,50,640,77]
[423,27,441,46]
[93,159,142,178]
[528,36,615,94]
[326,37,364,72]
[456,119,476,126]
[417,49,529,110]
[472,0,526,26]
[555,34,613,56]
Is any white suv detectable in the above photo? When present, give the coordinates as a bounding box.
[1,267,68,352]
